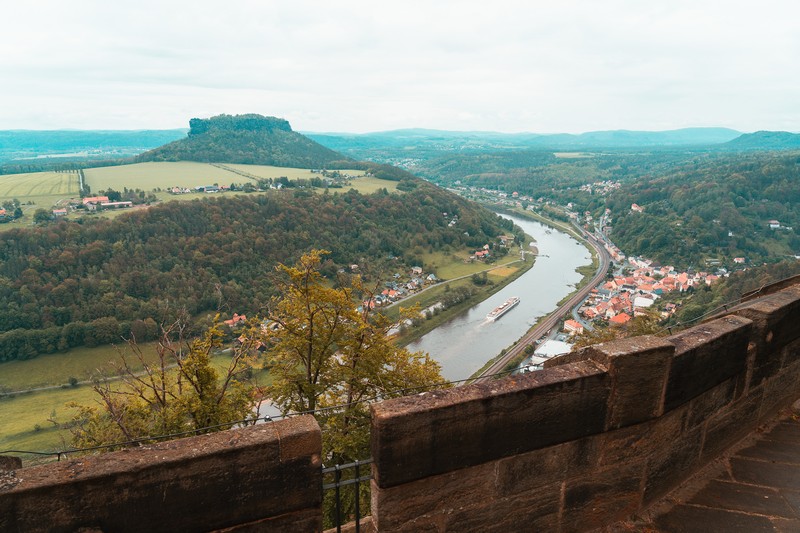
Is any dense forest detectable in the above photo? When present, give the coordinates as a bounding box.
[0,183,512,362]
[607,152,800,267]
[414,149,800,268]
[137,114,347,168]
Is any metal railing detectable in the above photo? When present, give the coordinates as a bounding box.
[322,458,373,533]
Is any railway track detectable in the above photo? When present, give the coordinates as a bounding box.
[470,227,610,384]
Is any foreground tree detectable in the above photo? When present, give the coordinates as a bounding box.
[262,250,446,528]
[262,249,445,462]
[69,317,259,449]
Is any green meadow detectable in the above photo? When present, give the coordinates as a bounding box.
[0,341,271,456]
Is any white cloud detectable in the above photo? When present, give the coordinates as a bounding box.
[1,0,798,132]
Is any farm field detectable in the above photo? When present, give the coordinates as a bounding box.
[0,170,79,198]
[84,162,375,192]
[0,341,272,455]
[84,161,241,190]
[419,249,523,280]
[225,163,365,180]
[0,162,399,230]
[0,171,81,231]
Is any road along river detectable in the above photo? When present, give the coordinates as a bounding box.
[407,213,593,382]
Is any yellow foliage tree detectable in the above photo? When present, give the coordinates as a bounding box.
[262,250,445,462]
[69,317,259,449]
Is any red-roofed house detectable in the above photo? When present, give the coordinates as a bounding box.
[564,319,584,335]
[609,312,632,325]
[638,283,655,294]
[224,313,247,327]
[82,196,110,205]
[82,196,110,211]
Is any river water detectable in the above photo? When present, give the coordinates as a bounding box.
[407,214,592,381]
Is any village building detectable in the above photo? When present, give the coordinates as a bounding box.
[224,313,247,327]
[563,319,584,335]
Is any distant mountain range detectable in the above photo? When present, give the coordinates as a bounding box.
[307,127,744,152]
[0,129,186,164]
[2,122,799,171]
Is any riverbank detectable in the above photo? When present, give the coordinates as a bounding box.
[467,213,611,383]
[407,213,594,381]
[389,250,536,347]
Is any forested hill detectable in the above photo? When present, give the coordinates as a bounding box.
[723,131,800,150]
[0,183,514,362]
[414,148,800,268]
[607,151,800,267]
[137,114,348,167]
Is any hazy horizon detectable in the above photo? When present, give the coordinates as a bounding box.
[1,125,783,136]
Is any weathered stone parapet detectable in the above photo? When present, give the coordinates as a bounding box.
[0,415,322,533]
[370,283,800,532]
[664,315,752,411]
[575,335,675,429]
[371,361,609,488]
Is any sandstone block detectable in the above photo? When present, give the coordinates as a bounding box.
[731,285,800,386]
[664,315,752,411]
[579,336,675,429]
[643,425,704,505]
[563,462,644,531]
[700,391,763,464]
[371,362,610,488]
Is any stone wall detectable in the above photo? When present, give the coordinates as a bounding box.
[369,283,800,532]
[0,415,322,533]
[3,281,800,533]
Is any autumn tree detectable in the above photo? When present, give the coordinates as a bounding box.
[262,249,445,462]
[69,317,259,449]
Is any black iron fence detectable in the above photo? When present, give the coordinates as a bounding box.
[322,458,373,532]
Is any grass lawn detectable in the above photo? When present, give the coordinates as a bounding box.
[0,384,96,453]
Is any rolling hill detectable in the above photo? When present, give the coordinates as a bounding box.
[307,127,744,161]
[723,131,800,150]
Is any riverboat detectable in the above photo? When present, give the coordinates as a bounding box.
[486,296,520,321]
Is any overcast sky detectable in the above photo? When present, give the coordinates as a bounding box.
[2,1,798,133]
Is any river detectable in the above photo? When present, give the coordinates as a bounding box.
[407,213,592,381]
